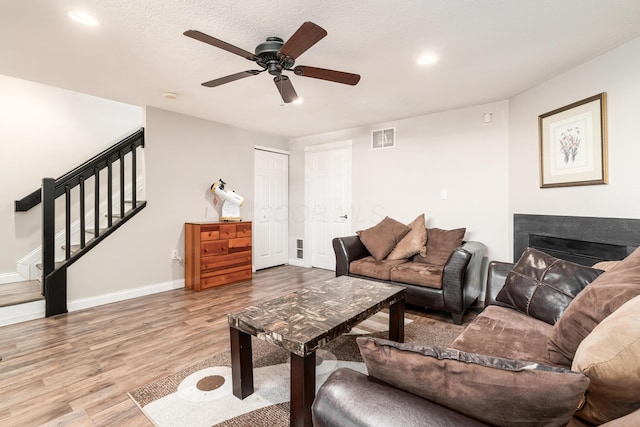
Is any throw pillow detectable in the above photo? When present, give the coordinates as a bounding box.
[387,214,427,260]
[357,337,589,427]
[496,248,603,325]
[356,216,410,261]
[572,295,640,425]
[419,227,466,266]
[547,246,640,366]
[591,260,621,271]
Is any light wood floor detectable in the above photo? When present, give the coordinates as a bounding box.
[0,266,455,426]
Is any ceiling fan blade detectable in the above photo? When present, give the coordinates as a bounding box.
[279,22,327,59]
[293,66,361,85]
[184,30,258,61]
[273,75,299,103]
[202,70,261,88]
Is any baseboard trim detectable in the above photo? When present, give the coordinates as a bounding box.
[68,279,185,312]
[0,300,46,327]
[0,272,26,285]
[287,258,308,268]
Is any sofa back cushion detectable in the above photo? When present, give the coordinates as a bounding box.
[414,227,465,266]
[547,246,640,366]
[496,248,603,325]
[571,295,640,425]
[356,216,410,261]
[357,337,589,427]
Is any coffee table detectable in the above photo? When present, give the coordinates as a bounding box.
[227,275,405,427]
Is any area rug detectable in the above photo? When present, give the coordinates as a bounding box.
[129,311,471,427]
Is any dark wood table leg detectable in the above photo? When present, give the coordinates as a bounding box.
[290,351,316,427]
[388,298,405,343]
[230,327,253,399]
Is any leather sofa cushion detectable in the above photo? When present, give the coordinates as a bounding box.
[496,248,602,325]
[387,214,427,260]
[452,305,558,366]
[548,246,640,366]
[415,227,465,266]
[312,368,489,427]
[357,337,589,427]
[356,216,410,261]
[350,257,407,281]
[389,261,443,289]
[572,295,640,425]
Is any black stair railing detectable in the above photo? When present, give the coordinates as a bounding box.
[16,128,146,317]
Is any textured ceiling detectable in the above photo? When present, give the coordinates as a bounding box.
[2,1,640,138]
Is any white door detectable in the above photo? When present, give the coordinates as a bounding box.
[306,142,352,270]
[254,148,288,270]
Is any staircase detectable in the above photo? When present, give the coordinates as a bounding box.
[1,128,146,324]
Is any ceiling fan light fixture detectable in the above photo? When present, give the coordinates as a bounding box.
[417,54,438,65]
[293,97,303,104]
[68,10,99,26]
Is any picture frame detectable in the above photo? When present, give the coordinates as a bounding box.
[538,93,608,188]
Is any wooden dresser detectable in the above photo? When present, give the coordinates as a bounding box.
[185,221,252,291]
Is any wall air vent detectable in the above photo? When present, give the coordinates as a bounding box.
[371,127,395,150]
[296,239,304,259]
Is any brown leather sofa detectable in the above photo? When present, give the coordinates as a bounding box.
[313,251,640,426]
[333,235,486,324]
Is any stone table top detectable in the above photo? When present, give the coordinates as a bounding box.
[227,276,405,357]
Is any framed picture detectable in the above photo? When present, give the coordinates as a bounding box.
[538,93,608,188]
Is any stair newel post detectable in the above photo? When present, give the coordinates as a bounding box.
[119,150,125,218]
[94,167,100,237]
[107,160,113,227]
[42,178,56,281]
[65,185,71,260]
[43,178,68,317]
[79,176,86,249]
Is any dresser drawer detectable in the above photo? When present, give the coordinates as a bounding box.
[236,223,252,238]
[200,227,220,241]
[201,240,228,256]
[201,267,252,289]
[220,224,237,239]
[201,252,252,272]
[229,237,252,252]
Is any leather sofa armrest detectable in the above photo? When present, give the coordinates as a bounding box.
[442,241,486,323]
[312,368,489,427]
[333,236,370,277]
[485,261,515,307]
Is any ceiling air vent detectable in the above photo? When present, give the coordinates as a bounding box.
[371,127,395,150]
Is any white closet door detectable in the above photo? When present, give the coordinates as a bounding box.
[254,149,288,270]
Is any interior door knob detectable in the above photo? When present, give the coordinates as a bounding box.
[339,214,348,219]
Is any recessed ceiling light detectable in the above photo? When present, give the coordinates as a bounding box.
[68,10,100,26]
[163,92,177,100]
[417,54,438,65]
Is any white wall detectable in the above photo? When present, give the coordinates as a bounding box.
[0,75,142,274]
[508,36,640,257]
[67,107,288,301]
[289,101,510,264]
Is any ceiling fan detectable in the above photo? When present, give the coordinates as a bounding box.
[184,22,361,103]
